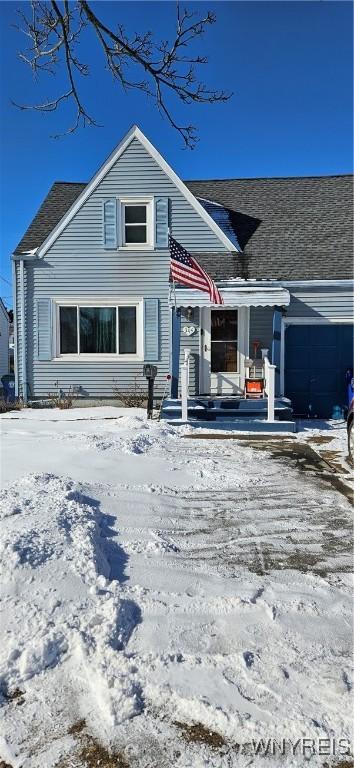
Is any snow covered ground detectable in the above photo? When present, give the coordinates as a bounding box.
[0,408,352,767]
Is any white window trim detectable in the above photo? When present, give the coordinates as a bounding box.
[53,296,144,361]
[118,197,154,250]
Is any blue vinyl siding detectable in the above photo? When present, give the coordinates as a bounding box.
[249,306,274,357]
[18,136,227,399]
[286,286,354,319]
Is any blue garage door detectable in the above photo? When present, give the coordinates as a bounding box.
[285,324,354,418]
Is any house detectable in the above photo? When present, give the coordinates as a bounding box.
[0,299,10,384]
[12,125,353,419]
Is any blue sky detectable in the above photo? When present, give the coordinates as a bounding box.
[0,1,352,304]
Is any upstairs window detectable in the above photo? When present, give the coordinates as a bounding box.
[121,200,152,247]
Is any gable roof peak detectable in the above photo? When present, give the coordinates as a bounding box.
[31,124,238,258]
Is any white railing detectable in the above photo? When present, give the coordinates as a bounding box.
[263,356,276,422]
[180,348,191,422]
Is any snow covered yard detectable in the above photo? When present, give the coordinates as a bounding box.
[0,408,352,768]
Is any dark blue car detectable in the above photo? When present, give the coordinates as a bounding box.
[348,397,354,464]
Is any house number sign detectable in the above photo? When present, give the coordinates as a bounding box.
[182,324,196,336]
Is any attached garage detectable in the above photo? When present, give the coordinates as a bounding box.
[285,323,354,418]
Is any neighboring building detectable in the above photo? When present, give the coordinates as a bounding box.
[0,299,10,382]
[12,125,353,417]
[7,309,14,373]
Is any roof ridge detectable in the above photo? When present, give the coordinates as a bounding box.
[185,173,353,182]
[50,175,353,187]
[53,180,87,185]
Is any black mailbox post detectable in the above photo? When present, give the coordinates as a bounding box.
[143,364,157,419]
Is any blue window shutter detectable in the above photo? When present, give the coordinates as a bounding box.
[37,299,52,361]
[144,299,159,360]
[155,197,169,249]
[103,199,117,248]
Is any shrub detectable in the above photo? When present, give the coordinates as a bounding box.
[0,399,23,414]
[47,383,77,410]
[113,375,147,408]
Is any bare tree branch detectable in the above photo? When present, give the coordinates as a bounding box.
[13,0,232,147]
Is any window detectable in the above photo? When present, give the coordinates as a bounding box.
[58,302,141,356]
[211,309,238,373]
[59,306,77,354]
[121,200,152,247]
[80,307,116,354]
[118,306,136,353]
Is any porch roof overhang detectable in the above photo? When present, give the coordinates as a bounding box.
[170,285,291,308]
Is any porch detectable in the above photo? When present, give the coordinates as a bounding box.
[160,395,296,432]
[167,283,295,431]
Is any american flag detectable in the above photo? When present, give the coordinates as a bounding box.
[169,236,223,305]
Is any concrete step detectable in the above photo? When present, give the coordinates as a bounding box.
[164,418,297,433]
[161,397,293,422]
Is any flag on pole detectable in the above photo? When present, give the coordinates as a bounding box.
[169,236,223,305]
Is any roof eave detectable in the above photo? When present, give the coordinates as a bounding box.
[12,249,38,261]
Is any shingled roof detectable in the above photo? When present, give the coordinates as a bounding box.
[14,175,353,281]
[14,182,86,257]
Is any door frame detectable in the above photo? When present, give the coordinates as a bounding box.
[199,306,249,394]
[280,316,353,396]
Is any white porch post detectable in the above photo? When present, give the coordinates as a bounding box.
[184,347,191,388]
[181,362,188,421]
[264,356,276,422]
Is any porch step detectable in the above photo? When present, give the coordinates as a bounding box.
[168,419,297,433]
[161,397,293,422]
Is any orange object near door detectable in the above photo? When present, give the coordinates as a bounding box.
[245,379,264,394]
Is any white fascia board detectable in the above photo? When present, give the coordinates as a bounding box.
[280,279,354,288]
[37,125,239,258]
[283,316,353,324]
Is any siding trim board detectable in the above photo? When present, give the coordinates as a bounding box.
[19,259,28,402]
[35,125,238,258]
[283,317,354,324]
[12,260,19,396]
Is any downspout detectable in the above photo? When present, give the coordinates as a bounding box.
[19,259,27,404]
[11,259,19,397]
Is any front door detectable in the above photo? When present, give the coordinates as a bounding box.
[200,307,248,394]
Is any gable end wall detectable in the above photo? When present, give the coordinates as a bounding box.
[18,137,228,399]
